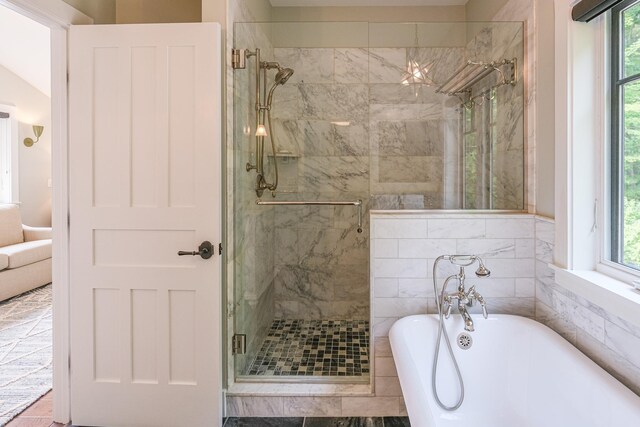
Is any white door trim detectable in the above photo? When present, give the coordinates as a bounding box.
[0,0,91,423]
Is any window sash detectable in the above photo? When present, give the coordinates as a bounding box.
[611,0,640,270]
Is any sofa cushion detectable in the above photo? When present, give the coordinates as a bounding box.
[0,204,24,247]
[0,253,7,271]
[0,240,52,269]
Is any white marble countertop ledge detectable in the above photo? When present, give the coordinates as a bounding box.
[370,210,534,219]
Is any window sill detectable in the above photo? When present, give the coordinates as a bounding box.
[551,265,640,329]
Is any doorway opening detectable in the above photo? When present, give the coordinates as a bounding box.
[0,4,54,425]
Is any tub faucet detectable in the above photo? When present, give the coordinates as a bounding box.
[458,303,475,332]
[443,290,477,332]
[441,267,489,332]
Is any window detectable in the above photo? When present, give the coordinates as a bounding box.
[0,107,18,205]
[0,113,11,203]
[611,0,640,271]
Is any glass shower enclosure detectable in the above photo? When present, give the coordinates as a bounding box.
[229,20,525,383]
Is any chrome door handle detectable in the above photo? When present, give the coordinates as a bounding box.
[178,241,214,259]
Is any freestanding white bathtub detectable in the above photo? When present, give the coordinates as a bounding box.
[389,314,640,427]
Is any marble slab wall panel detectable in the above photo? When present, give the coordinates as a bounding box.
[270,47,372,320]
[226,395,406,417]
[462,23,525,210]
[493,0,536,213]
[369,47,465,203]
[533,218,640,396]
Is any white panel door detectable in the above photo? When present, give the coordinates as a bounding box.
[69,23,222,427]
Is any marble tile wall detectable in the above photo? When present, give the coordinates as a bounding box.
[226,395,407,418]
[369,212,536,416]
[462,23,525,210]
[270,46,373,320]
[371,213,536,332]
[269,38,524,319]
[492,0,536,213]
[368,46,464,206]
[533,218,640,395]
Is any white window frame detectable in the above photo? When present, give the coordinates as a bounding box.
[600,0,640,280]
[0,104,19,204]
[555,0,640,330]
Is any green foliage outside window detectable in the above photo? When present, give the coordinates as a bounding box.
[622,5,640,267]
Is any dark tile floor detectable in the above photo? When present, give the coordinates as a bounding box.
[223,418,410,427]
[246,320,370,377]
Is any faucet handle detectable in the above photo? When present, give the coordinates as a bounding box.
[445,302,453,319]
[475,292,488,319]
[441,295,453,319]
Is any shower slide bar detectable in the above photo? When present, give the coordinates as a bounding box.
[256,199,363,233]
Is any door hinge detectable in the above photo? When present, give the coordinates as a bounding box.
[232,334,246,355]
[232,48,246,70]
[219,242,223,256]
[67,212,70,227]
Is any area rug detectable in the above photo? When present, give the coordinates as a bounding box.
[0,285,52,426]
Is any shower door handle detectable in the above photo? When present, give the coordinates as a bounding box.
[178,241,214,259]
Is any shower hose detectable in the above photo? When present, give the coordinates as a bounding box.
[431,260,465,411]
[265,108,279,191]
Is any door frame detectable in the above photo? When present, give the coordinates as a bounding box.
[0,0,92,423]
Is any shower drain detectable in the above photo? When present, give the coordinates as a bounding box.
[457,332,473,350]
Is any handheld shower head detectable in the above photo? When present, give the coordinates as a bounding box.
[446,255,491,277]
[475,260,491,278]
[275,67,294,85]
[266,67,295,106]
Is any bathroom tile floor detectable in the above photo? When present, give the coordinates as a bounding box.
[246,320,369,377]
[223,417,411,426]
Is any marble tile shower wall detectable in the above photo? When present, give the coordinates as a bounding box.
[464,24,525,210]
[232,21,278,374]
[533,218,640,395]
[268,46,466,320]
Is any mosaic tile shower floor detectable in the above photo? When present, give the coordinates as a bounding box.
[246,320,370,377]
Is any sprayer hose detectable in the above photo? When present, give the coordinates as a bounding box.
[431,262,465,411]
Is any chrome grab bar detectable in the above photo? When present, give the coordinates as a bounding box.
[256,199,363,233]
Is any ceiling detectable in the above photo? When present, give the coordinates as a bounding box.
[269,0,468,6]
[0,5,51,97]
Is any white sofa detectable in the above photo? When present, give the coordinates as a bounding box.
[0,204,52,301]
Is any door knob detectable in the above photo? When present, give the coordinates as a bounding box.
[178,241,214,259]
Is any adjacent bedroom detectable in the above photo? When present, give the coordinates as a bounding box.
[0,5,53,426]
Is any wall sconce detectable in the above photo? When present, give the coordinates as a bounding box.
[24,125,44,147]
